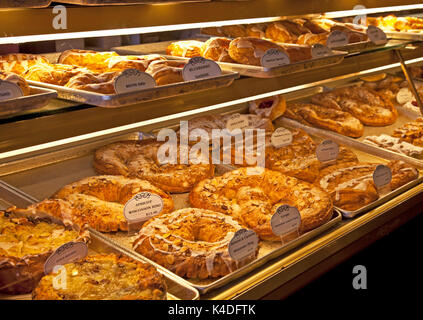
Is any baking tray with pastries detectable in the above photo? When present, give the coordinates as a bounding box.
[0,180,199,300]
[0,69,57,119]
[0,113,342,294]
[0,50,238,108]
[162,35,347,78]
[200,18,386,55]
[366,14,423,40]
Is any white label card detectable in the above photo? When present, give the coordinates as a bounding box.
[44,241,88,275]
[228,229,259,261]
[366,25,388,45]
[326,30,349,48]
[270,205,301,237]
[261,48,290,68]
[316,140,340,162]
[114,68,156,94]
[124,192,164,223]
[396,87,414,105]
[373,164,392,188]
[0,79,23,101]
[271,127,293,148]
[311,44,333,58]
[182,57,222,81]
[226,113,249,133]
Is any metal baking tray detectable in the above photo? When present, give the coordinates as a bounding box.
[55,0,209,5]
[0,86,57,119]
[0,180,199,300]
[0,0,51,8]
[384,31,423,41]
[112,43,346,78]
[26,67,238,108]
[331,40,385,54]
[0,126,342,294]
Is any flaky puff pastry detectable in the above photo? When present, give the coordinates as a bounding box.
[58,49,119,73]
[166,40,204,58]
[245,23,267,38]
[0,70,30,96]
[201,37,234,63]
[228,37,287,66]
[221,25,247,38]
[0,54,49,75]
[53,175,174,232]
[23,63,87,86]
[64,71,117,94]
[297,32,329,46]
[145,60,184,86]
[190,167,333,241]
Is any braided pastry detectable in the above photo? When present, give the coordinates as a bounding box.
[53,175,174,232]
[133,208,257,279]
[190,167,333,241]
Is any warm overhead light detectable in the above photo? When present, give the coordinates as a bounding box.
[324,4,423,19]
[0,17,281,44]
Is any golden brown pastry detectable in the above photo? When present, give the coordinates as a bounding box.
[280,44,313,63]
[133,208,258,279]
[228,37,288,66]
[145,60,184,86]
[201,27,226,37]
[0,70,30,96]
[58,49,120,73]
[0,54,49,75]
[64,71,117,94]
[392,118,423,147]
[201,37,234,63]
[285,102,364,138]
[93,139,215,193]
[245,23,267,38]
[221,25,247,38]
[316,160,418,211]
[33,254,167,300]
[311,86,398,126]
[53,175,174,232]
[330,25,368,43]
[248,94,286,121]
[265,21,296,43]
[23,63,87,86]
[166,40,204,58]
[301,19,328,34]
[190,167,333,241]
[0,201,89,294]
[363,134,423,158]
[296,32,329,46]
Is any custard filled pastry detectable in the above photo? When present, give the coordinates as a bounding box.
[0,70,30,96]
[166,40,204,58]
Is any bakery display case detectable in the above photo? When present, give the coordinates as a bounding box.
[1,0,423,301]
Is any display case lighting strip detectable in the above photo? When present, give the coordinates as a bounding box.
[324,4,423,18]
[0,16,281,44]
[2,56,423,161]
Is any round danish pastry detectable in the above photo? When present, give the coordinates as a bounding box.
[201,37,234,63]
[248,94,286,121]
[33,254,167,300]
[190,167,333,241]
[0,201,89,294]
[228,37,287,66]
[53,175,174,232]
[133,208,258,279]
[93,140,215,193]
[0,70,30,96]
[166,40,204,58]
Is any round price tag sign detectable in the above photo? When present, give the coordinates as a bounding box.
[327,30,349,48]
[396,87,414,105]
[271,127,293,148]
[228,229,259,261]
[226,113,249,134]
[261,48,290,68]
[182,57,222,81]
[311,44,333,58]
[271,205,301,237]
[316,140,340,162]
[123,192,164,223]
[114,68,156,94]
[366,25,388,45]
[0,79,23,101]
[44,241,88,275]
[373,164,392,188]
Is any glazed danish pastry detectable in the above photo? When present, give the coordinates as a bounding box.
[221,25,247,38]
[392,118,423,147]
[23,63,87,86]
[58,49,119,73]
[33,254,167,300]
[64,71,117,94]
[0,70,30,96]
[245,23,267,38]
[285,102,365,138]
[296,32,329,46]
[133,208,258,279]
[190,167,333,241]
[201,37,234,63]
[145,60,184,86]
[0,54,49,75]
[53,175,174,232]
[166,40,204,58]
[93,140,214,193]
[248,95,286,121]
[265,21,307,43]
